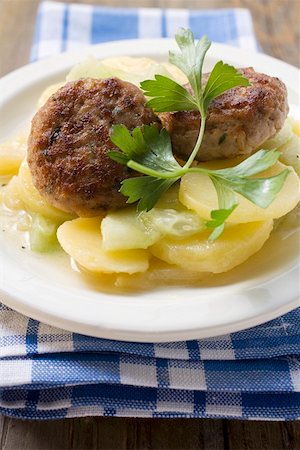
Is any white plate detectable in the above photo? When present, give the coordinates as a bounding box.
[0,39,299,342]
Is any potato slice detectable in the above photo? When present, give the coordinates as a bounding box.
[1,176,25,210]
[17,161,73,222]
[179,162,300,223]
[0,134,27,176]
[57,218,149,274]
[151,220,273,273]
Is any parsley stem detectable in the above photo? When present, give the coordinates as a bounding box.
[127,160,186,179]
[183,114,207,169]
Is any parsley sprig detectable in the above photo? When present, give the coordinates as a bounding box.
[108,28,289,239]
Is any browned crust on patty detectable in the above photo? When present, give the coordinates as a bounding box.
[159,68,289,161]
[27,77,160,216]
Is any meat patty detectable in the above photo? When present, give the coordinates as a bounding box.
[159,68,288,161]
[27,77,160,216]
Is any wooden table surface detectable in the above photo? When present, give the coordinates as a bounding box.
[0,0,299,449]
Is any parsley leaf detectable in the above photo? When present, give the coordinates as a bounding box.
[205,150,289,238]
[202,61,251,112]
[218,171,290,208]
[136,126,181,173]
[110,125,181,177]
[140,75,196,112]
[215,149,281,178]
[120,176,179,212]
[210,149,290,208]
[109,124,145,164]
[169,28,211,100]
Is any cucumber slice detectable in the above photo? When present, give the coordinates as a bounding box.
[29,214,60,253]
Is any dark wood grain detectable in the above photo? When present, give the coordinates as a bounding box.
[0,0,299,449]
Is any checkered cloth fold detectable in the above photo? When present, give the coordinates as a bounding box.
[1,1,299,420]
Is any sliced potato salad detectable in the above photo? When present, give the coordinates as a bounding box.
[0,56,300,288]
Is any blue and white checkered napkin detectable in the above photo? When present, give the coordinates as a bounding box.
[30,1,258,61]
[1,1,300,420]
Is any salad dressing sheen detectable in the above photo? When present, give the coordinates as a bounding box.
[0,181,299,293]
